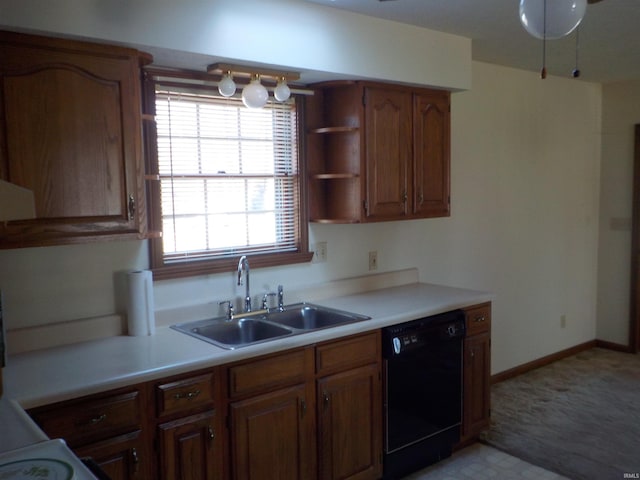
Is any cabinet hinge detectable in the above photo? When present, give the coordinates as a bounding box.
[362,91,367,106]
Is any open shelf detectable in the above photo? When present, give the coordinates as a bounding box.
[309,218,361,224]
[309,126,359,134]
[312,173,359,180]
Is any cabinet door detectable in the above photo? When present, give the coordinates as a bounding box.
[75,431,147,480]
[0,31,146,247]
[413,92,450,218]
[230,384,314,480]
[318,364,382,480]
[462,333,491,440]
[364,88,412,220]
[158,410,218,480]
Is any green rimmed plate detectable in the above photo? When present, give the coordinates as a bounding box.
[0,458,74,479]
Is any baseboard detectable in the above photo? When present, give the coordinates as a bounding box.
[491,340,597,384]
[595,339,633,353]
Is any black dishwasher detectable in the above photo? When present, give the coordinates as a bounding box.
[381,309,465,479]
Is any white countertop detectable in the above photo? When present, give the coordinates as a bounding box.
[0,398,48,454]
[4,282,492,410]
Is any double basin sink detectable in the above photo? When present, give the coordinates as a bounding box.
[171,303,371,349]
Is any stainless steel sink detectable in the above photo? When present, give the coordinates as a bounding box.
[266,303,370,330]
[171,303,370,349]
[172,317,293,349]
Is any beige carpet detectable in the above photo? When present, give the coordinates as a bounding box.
[483,348,640,480]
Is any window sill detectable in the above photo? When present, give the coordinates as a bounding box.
[151,250,314,281]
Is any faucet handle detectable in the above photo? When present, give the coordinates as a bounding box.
[218,300,234,320]
[262,292,277,311]
[277,285,284,311]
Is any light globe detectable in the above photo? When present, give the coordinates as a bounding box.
[218,72,236,97]
[242,76,269,109]
[519,0,587,39]
[274,78,291,102]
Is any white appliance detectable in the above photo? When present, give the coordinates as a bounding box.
[0,439,98,480]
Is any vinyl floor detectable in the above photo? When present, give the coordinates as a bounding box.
[402,443,570,480]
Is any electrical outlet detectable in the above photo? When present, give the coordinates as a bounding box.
[368,251,378,271]
[560,314,567,328]
[312,242,327,263]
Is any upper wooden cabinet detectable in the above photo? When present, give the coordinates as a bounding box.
[0,30,151,248]
[305,81,450,223]
[364,87,412,220]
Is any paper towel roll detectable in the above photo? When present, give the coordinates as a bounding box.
[127,270,156,336]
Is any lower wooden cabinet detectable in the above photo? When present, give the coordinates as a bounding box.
[224,332,382,480]
[27,311,490,479]
[229,384,314,480]
[460,303,492,444]
[158,410,218,480]
[75,431,146,480]
[317,363,382,480]
[28,387,150,479]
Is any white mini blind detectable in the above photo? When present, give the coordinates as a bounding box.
[154,86,300,264]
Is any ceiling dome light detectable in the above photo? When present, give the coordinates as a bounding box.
[242,75,269,109]
[218,71,236,97]
[273,77,291,102]
[519,0,587,39]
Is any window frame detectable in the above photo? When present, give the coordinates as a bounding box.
[142,68,312,280]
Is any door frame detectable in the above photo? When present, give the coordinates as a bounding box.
[630,124,640,353]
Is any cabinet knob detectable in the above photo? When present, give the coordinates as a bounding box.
[173,389,201,400]
[402,191,408,203]
[323,392,329,409]
[88,413,107,426]
[418,189,424,205]
[208,426,215,441]
[131,447,139,473]
[300,398,307,418]
[474,316,486,323]
[128,194,136,220]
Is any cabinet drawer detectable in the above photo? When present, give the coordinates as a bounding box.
[228,349,307,398]
[465,303,491,336]
[316,332,379,376]
[30,390,140,447]
[156,372,215,418]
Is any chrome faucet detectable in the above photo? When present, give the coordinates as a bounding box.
[277,284,284,311]
[237,255,251,313]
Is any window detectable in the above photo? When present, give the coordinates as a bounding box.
[144,71,311,279]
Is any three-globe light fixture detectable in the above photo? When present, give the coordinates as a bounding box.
[208,63,299,109]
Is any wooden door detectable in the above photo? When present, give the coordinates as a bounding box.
[462,333,491,440]
[317,364,382,480]
[229,384,314,480]
[630,124,640,353]
[75,431,147,480]
[158,410,218,480]
[364,87,412,221]
[413,91,451,218]
[0,31,146,247]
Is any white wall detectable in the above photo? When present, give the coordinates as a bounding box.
[440,62,602,371]
[0,0,610,373]
[0,0,470,90]
[0,56,603,374]
[596,80,640,344]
